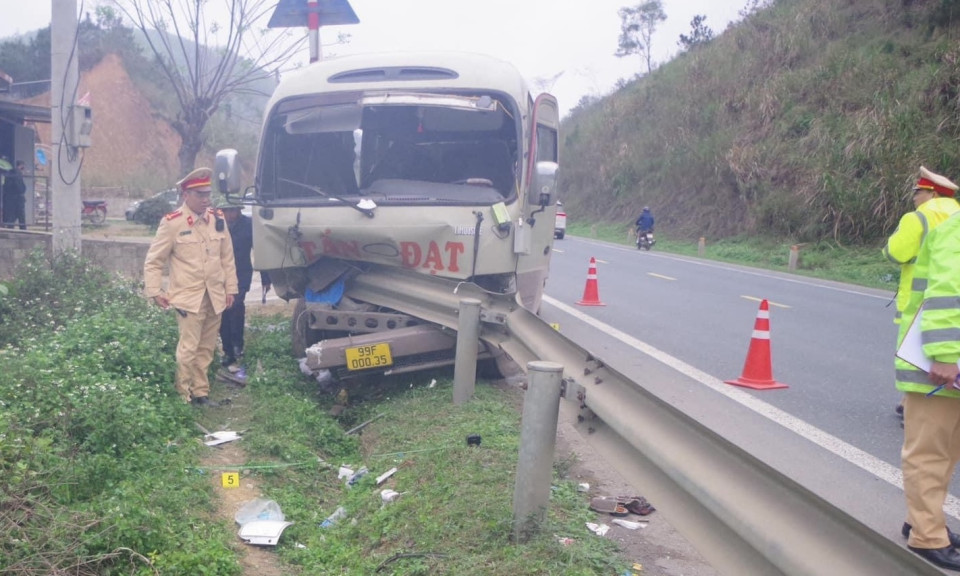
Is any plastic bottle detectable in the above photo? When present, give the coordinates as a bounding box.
[320,506,346,528]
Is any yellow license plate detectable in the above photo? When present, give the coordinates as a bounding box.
[344,343,393,371]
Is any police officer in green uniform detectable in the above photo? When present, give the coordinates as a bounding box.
[884,167,960,418]
[143,167,238,406]
[896,168,960,571]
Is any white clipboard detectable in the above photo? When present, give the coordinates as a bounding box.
[896,305,960,373]
[896,306,931,372]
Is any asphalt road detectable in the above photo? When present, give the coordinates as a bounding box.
[539,235,959,545]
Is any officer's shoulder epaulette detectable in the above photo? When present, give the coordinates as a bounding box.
[165,209,183,221]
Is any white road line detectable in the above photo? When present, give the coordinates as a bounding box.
[571,238,892,301]
[542,293,960,520]
[648,272,676,281]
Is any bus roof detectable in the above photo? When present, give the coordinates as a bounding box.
[270,51,532,109]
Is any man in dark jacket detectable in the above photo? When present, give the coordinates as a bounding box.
[218,202,270,368]
[635,206,654,234]
[2,160,27,229]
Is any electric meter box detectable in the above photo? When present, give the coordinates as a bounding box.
[68,105,93,148]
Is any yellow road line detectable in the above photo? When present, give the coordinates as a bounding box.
[741,295,790,309]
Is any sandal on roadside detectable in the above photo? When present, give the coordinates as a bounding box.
[590,497,629,516]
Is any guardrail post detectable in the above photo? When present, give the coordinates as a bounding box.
[453,298,481,405]
[698,237,706,257]
[788,245,799,271]
[512,361,563,542]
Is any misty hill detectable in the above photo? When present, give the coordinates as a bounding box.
[559,0,960,245]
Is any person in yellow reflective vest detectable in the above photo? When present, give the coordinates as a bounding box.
[896,168,960,571]
[884,166,960,420]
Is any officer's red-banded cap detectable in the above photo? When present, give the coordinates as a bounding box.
[177,167,213,193]
[916,166,959,197]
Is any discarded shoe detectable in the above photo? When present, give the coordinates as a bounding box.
[902,522,960,548]
[192,396,218,407]
[619,496,656,516]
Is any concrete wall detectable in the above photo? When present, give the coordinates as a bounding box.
[0,229,151,281]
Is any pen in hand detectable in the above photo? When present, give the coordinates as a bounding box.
[926,374,960,397]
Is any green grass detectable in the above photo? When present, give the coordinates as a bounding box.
[567,221,897,291]
[196,321,627,575]
[0,251,628,574]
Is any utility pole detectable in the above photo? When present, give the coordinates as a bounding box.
[51,0,82,253]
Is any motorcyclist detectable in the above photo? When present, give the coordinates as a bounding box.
[635,206,655,237]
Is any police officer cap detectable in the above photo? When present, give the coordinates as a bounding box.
[177,167,213,193]
[916,166,959,197]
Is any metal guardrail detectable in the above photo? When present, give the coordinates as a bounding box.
[345,264,939,575]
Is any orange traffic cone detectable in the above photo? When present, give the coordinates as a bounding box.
[576,257,605,306]
[724,299,788,390]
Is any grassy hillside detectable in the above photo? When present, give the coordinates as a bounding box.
[560,0,960,244]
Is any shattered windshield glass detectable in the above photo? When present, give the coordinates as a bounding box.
[259,92,520,205]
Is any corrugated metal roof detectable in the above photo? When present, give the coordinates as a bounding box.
[0,100,50,124]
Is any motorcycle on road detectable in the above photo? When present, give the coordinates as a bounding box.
[636,229,655,251]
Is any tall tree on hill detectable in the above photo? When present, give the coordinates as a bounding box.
[110,0,306,174]
[678,15,714,51]
[615,1,667,74]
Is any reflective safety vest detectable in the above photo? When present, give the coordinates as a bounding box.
[883,196,960,323]
[896,211,960,397]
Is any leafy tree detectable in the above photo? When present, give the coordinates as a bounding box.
[678,15,714,51]
[739,0,773,20]
[0,7,145,98]
[110,0,309,174]
[615,1,667,74]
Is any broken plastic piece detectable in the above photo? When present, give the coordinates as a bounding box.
[346,467,368,487]
[235,498,284,525]
[612,519,648,530]
[320,506,347,528]
[204,430,242,446]
[376,467,398,485]
[585,522,609,536]
[380,489,403,503]
[238,520,294,546]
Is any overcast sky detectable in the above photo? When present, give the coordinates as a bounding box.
[1,0,750,116]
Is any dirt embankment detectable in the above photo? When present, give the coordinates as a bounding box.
[26,53,183,195]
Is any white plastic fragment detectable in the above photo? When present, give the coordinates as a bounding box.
[612,519,648,530]
[577,482,590,492]
[338,466,354,480]
[235,499,284,525]
[204,431,242,446]
[376,467,398,485]
[586,522,610,536]
[380,489,404,503]
[238,520,294,546]
[428,379,437,388]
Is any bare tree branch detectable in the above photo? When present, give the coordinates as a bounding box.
[110,0,312,173]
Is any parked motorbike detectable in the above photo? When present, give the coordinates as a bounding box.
[81,200,108,225]
[636,229,655,251]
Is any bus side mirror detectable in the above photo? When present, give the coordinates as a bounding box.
[215,149,241,195]
[531,161,558,207]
